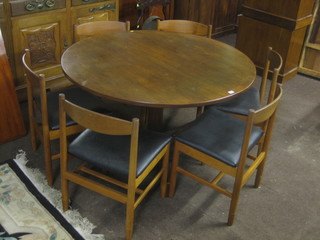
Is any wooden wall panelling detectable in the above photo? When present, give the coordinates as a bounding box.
[0,28,26,143]
[213,0,241,36]
[173,0,241,37]
[119,0,139,27]
[236,0,315,83]
[299,0,320,78]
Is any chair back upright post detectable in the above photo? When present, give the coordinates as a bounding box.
[238,84,283,180]
[74,20,131,42]
[23,49,53,183]
[259,47,283,105]
[156,19,212,38]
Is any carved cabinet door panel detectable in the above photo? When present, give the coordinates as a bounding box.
[11,10,68,88]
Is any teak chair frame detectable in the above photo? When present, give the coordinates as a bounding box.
[59,94,170,240]
[73,20,130,42]
[22,49,84,186]
[156,19,212,38]
[169,84,283,225]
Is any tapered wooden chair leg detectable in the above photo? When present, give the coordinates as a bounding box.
[61,178,69,211]
[254,158,267,188]
[30,122,38,151]
[228,181,242,226]
[169,145,180,198]
[125,193,135,240]
[43,139,53,186]
[160,147,170,198]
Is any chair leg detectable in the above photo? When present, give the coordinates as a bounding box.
[254,158,267,188]
[228,179,242,225]
[29,121,38,151]
[160,145,170,198]
[43,136,53,186]
[125,190,135,240]
[61,177,69,211]
[168,145,180,198]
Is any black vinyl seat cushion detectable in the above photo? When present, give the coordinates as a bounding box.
[175,108,263,167]
[206,87,260,116]
[68,129,172,182]
[35,86,111,130]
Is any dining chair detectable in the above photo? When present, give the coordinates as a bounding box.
[156,19,212,38]
[22,49,111,186]
[169,84,283,225]
[199,47,283,118]
[59,93,172,240]
[73,20,130,42]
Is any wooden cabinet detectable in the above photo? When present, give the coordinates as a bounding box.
[236,0,315,83]
[174,0,242,37]
[0,28,26,143]
[1,0,119,100]
[299,0,320,78]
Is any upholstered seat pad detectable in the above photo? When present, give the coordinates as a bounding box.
[206,87,260,116]
[175,108,263,167]
[68,129,171,181]
[35,86,110,130]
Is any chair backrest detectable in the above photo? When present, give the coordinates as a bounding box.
[238,84,283,172]
[22,49,49,128]
[74,21,131,42]
[59,93,140,164]
[156,19,212,38]
[259,47,283,105]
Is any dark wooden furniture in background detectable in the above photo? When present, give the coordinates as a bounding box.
[120,0,174,29]
[236,0,316,83]
[136,0,173,29]
[0,29,25,144]
[173,0,243,37]
[61,31,256,130]
[299,0,320,78]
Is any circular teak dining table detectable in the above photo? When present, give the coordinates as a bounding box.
[61,30,256,130]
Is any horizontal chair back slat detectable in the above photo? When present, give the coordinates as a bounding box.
[60,94,134,135]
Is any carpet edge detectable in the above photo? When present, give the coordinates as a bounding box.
[13,150,105,240]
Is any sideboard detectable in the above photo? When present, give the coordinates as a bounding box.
[0,0,119,100]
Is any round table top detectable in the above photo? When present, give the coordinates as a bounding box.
[61,30,256,108]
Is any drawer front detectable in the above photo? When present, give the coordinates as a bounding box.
[73,1,117,24]
[72,0,111,6]
[10,0,66,17]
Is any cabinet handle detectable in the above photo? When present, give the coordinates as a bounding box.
[25,3,36,11]
[89,3,115,13]
[45,0,55,8]
[25,0,55,11]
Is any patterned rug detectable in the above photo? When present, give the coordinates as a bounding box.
[0,151,104,240]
